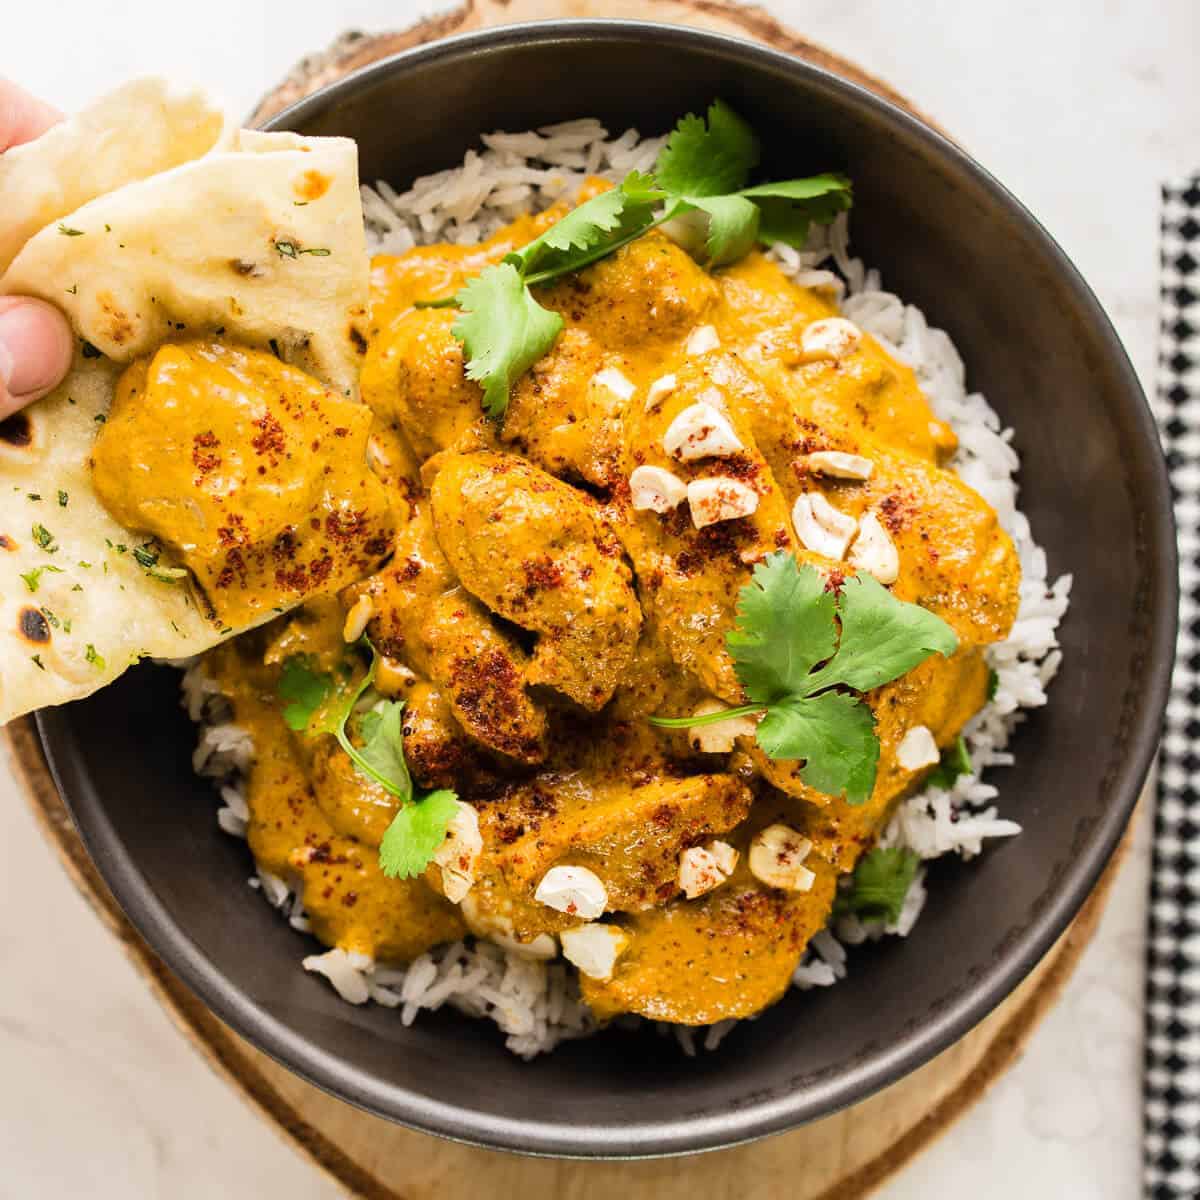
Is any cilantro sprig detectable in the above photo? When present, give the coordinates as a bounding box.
[277,642,458,879]
[834,847,921,926]
[654,100,851,263]
[650,553,958,805]
[426,100,851,417]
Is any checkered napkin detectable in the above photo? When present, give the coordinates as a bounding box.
[1145,178,1200,1198]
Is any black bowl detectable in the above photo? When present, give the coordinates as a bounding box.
[39,21,1176,1158]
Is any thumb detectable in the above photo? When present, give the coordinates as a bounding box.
[0,296,75,419]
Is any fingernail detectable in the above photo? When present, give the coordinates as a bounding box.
[0,299,74,401]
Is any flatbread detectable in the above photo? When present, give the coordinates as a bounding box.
[0,83,370,724]
[0,78,232,275]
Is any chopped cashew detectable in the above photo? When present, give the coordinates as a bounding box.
[659,208,710,257]
[792,492,857,560]
[896,725,940,771]
[534,865,608,920]
[848,511,900,584]
[678,840,740,899]
[802,450,874,481]
[560,924,630,980]
[685,324,721,356]
[590,366,636,405]
[687,477,759,528]
[375,655,416,695]
[459,893,559,960]
[688,698,758,753]
[749,824,816,892]
[431,801,483,903]
[342,594,375,643]
[493,930,559,960]
[695,385,729,413]
[630,465,687,513]
[662,401,743,461]
[645,373,678,411]
[800,317,862,361]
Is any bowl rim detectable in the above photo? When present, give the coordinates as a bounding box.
[41,17,1179,1160]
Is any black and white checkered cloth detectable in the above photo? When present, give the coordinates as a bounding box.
[1145,177,1200,1199]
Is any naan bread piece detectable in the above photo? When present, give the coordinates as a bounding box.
[0,105,378,724]
[3,128,366,394]
[0,77,232,274]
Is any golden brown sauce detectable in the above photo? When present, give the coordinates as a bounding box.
[91,340,395,627]
[200,189,1020,1026]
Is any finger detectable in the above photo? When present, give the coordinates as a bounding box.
[0,77,61,152]
[0,297,75,418]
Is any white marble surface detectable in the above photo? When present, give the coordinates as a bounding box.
[1,1,1194,1195]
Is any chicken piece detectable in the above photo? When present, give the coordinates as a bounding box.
[580,848,837,1024]
[360,212,565,462]
[91,340,396,628]
[500,326,624,487]
[720,340,1019,648]
[351,508,547,764]
[538,225,719,350]
[430,451,642,710]
[469,772,754,940]
[392,680,503,793]
[718,252,957,463]
[360,307,493,460]
[616,357,796,703]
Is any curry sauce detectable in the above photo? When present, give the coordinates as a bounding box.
[197,192,1020,1028]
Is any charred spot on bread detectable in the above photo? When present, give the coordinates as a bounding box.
[18,607,51,644]
[0,412,33,448]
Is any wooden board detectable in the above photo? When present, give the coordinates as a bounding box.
[6,5,1135,1195]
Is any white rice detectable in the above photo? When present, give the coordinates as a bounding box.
[182,118,1070,1054]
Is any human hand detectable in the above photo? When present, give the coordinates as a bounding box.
[0,78,74,420]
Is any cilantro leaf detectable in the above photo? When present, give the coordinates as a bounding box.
[926,735,972,791]
[741,174,853,249]
[836,847,921,925]
[452,262,564,418]
[726,551,837,703]
[758,690,879,802]
[656,100,760,197]
[513,187,628,272]
[686,193,761,265]
[379,789,460,880]
[511,172,665,280]
[807,571,958,694]
[356,700,413,801]
[277,656,331,732]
